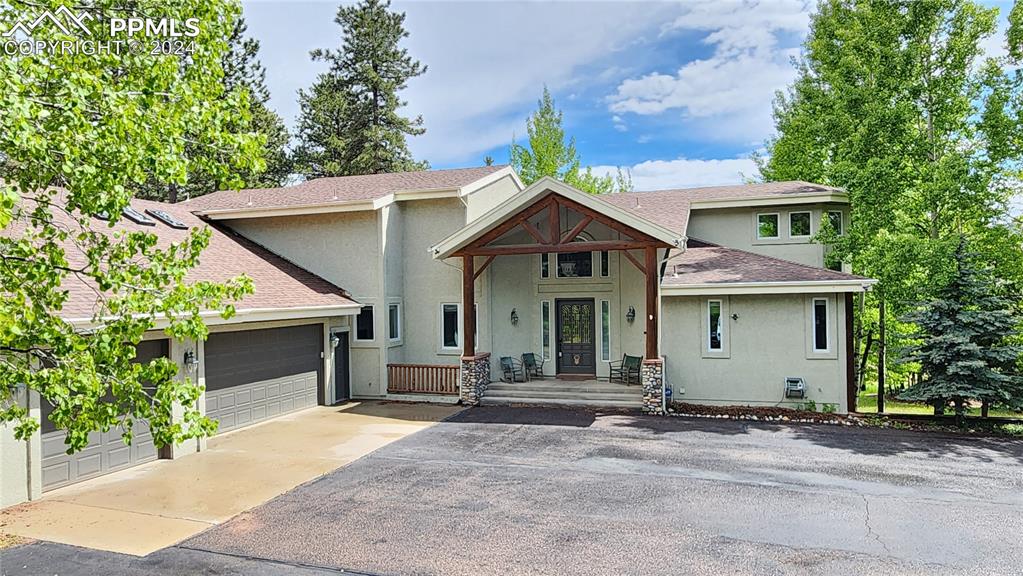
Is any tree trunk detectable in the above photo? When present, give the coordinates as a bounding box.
[858,330,874,392]
[981,399,990,418]
[954,398,965,428]
[933,398,944,416]
[168,183,178,204]
[877,294,886,414]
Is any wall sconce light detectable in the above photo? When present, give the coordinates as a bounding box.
[731,313,739,321]
[330,334,340,348]
[626,306,636,324]
[183,349,199,372]
[510,308,519,325]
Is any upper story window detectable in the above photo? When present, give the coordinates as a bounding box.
[540,253,550,278]
[757,213,780,239]
[600,251,609,277]
[827,210,844,235]
[355,305,374,341]
[789,211,812,238]
[556,251,593,277]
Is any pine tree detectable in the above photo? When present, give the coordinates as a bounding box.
[898,237,1022,423]
[293,0,427,177]
[136,17,291,202]
[510,87,623,195]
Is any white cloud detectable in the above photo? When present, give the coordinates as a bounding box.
[593,155,759,191]
[244,1,682,165]
[608,0,811,144]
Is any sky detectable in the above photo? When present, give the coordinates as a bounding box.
[242,0,1016,192]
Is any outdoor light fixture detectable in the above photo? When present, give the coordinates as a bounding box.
[183,349,199,372]
[330,334,340,348]
[626,306,636,323]
[510,308,519,325]
[731,313,740,321]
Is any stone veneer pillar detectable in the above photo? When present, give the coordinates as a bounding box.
[460,352,492,405]
[641,358,664,414]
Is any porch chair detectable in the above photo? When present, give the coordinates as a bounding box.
[521,353,545,379]
[500,356,529,383]
[609,354,642,385]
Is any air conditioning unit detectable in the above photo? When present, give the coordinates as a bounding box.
[784,377,806,399]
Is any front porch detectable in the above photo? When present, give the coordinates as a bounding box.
[430,179,685,413]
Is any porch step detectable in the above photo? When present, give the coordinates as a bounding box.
[480,395,644,409]
[481,379,643,410]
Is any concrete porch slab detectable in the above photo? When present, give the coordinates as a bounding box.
[0,401,461,556]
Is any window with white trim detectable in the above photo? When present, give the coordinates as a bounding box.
[827,210,844,235]
[355,306,374,341]
[556,251,593,277]
[708,300,723,351]
[600,251,610,277]
[757,213,780,239]
[789,211,811,238]
[540,253,550,278]
[541,301,551,360]
[388,303,401,342]
[441,304,459,349]
[600,300,610,361]
[812,298,829,352]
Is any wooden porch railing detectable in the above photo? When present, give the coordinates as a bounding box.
[387,363,460,395]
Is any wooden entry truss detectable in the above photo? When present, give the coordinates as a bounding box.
[456,192,672,361]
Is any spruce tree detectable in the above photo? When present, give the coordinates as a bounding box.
[898,237,1022,423]
[293,0,427,177]
[136,16,291,202]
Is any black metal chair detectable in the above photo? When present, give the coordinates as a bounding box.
[500,356,528,382]
[609,354,642,385]
[521,353,544,379]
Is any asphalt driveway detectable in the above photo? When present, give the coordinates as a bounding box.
[5,406,1023,575]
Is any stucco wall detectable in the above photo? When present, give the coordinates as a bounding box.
[465,174,523,222]
[661,292,848,412]
[687,205,849,269]
[227,211,380,299]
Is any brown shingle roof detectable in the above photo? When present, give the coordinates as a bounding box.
[184,165,507,213]
[662,239,867,286]
[603,181,845,238]
[5,194,358,320]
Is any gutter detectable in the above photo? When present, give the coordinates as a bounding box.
[65,302,363,330]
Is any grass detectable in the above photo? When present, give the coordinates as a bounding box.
[856,391,1023,419]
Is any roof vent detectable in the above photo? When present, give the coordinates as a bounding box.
[145,208,189,230]
[122,207,156,226]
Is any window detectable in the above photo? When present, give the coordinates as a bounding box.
[813,298,829,352]
[355,306,374,341]
[556,251,593,277]
[441,304,459,349]
[708,300,723,351]
[827,210,844,235]
[388,303,401,342]
[600,251,609,277]
[789,211,811,238]
[600,300,610,361]
[757,213,780,239]
[541,301,551,360]
[540,253,550,278]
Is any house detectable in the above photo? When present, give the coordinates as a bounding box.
[1,166,874,507]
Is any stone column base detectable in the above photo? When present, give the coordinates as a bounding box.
[641,358,664,415]
[460,353,492,406]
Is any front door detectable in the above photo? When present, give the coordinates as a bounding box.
[333,331,350,403]
[556,299,596,375]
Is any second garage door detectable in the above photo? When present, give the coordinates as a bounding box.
[204,324,323,435]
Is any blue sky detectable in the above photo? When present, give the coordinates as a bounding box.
[243,0,1014,191]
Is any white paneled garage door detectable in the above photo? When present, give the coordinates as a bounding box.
[204,324,322,435]
[40,339,166,491]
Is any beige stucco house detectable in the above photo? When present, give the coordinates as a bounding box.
[2,165,874,507]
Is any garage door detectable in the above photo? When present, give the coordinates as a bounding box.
[204,324,322,435]
[40,339,166,491]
